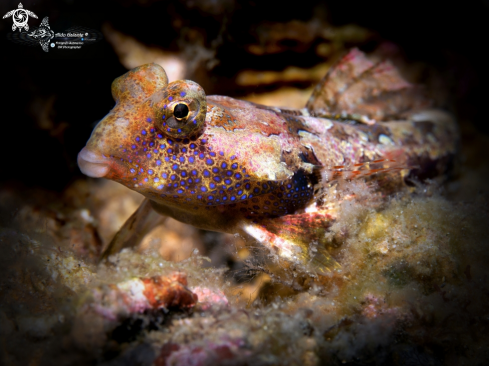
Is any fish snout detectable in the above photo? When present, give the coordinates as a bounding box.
[77,147,110,178]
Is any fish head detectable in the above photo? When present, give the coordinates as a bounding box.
[78,63,289,211]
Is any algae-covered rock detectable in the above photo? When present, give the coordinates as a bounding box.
[1,177,488,365]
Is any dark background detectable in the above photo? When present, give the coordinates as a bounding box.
[0,0,488,191]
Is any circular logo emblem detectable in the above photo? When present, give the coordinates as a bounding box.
[13,9,29,28]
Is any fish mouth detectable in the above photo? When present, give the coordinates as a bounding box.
[77,147,110,178]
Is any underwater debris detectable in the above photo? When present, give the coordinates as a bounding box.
[72,270,198,353]
[192,286,229,311]
[82,271,197,321]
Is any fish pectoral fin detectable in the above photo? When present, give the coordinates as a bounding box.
[309,244,341,274]
[100,198,166,263]
[241,220,340,275]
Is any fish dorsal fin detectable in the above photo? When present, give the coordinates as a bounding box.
[306,49,432,123]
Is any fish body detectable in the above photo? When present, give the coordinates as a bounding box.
[78,49,457,273]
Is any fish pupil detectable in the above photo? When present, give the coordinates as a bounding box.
[174,103,189,119]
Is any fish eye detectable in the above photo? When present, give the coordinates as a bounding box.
[154,80,207,139]
[173,103,189,120]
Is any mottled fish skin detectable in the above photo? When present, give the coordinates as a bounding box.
[78,50,457,273]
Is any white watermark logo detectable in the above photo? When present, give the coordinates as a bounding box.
[3,3,38,32]
[28,17,54,52]
[3,5,103,53]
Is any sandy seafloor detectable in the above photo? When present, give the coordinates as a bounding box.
[1,1,489,365]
